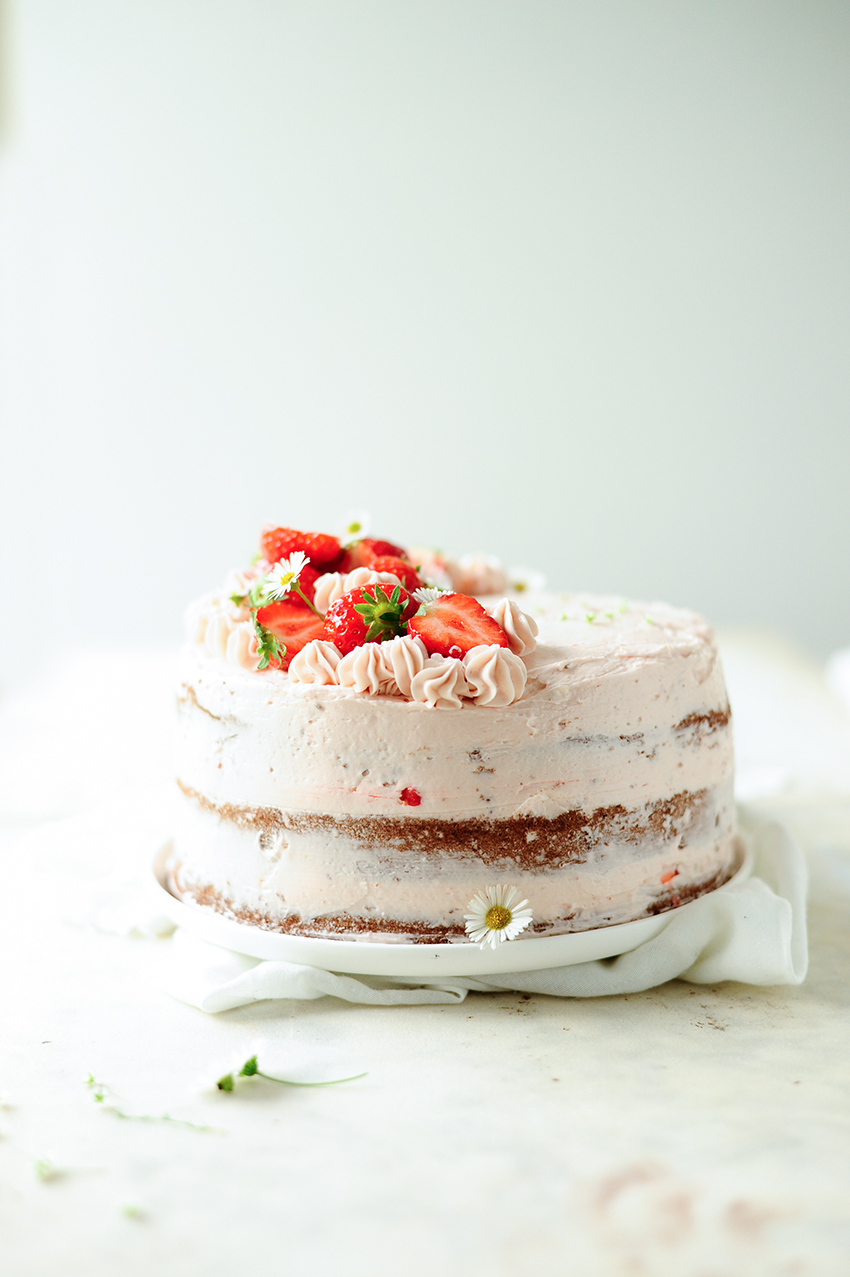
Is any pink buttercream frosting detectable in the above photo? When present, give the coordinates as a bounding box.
[376,635,429,698]
[225,621,261,672]
[408,548,507,595]
[313,568,403,615]
[409,656,471,709]
[486,598,538,656]
[336,643,394,695]
[462,644,527,706]
[289,640,343,685]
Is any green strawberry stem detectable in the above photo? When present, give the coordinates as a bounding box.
[353,584,409,642]
[292,582,322,617]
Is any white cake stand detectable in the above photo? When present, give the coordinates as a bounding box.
[151,835,753,979]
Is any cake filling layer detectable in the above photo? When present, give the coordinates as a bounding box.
[169,778,737,941]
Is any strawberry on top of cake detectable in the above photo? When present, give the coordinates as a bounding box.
[186,523,538,709]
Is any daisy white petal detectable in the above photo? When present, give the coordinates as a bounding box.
[463,884,533,949]
[262,552,310,603]
[412,586,445,606]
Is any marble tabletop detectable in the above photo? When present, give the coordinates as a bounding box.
[1,635,849,1277]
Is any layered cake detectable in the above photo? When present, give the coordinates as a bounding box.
[169,525,737,945]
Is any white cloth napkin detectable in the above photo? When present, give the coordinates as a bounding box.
[165,810,808,1013]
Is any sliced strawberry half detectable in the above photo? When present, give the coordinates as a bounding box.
[256,600,325,669]
[260,526,343,571]
[407,592,509,659]
[367,555,423,593]
[339,537,409,572]
[320,583,415,656]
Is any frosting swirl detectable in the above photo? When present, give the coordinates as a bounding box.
[377,635,429,697]
[313,572,346,615]
[453,554,507,596]
[407,548,506,595]
[223,565,263,599]
[225,621,261,672]
[205,610,234,659]
[410,656,470,709]
[187,586,250,651]
[486,598,538,656]
[185,598,210,645]
[462,645,527,707]
[313,568,402,614]
[288,640,343,685]
[336,643,395,695]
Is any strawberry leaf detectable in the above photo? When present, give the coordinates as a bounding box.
[251,612,286,670]
[350,585,409,643]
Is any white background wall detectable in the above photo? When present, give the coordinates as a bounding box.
[1,0,848,687]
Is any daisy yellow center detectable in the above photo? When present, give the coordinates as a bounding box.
[485,904,512,931]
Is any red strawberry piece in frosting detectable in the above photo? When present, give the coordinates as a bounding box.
[367,555,423,593]
[260,526,344,571]
[255,600,325,669]
[407,592,509,659]
[400,787,421,806]
[320,583,415,656]
[339,538,410,572]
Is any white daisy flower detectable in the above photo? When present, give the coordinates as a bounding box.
[261,552,310,602]
[412,586,446,607]
[340,510,372,544]
[464,885,533,949]
[508,566,547,594]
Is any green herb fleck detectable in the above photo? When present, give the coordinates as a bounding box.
[86,1075,222,1132]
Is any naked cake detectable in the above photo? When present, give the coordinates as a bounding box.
[168,525,737,945]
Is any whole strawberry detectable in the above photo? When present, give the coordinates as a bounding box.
[260,526,343,571]
[339,538,409,572]
[321,583,415,656]
[408,591,509,659]
[367,555,423,593]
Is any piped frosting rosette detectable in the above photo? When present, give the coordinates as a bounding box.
[284,599,534,708]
